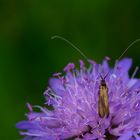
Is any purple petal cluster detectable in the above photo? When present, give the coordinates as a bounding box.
[17,58,140,140]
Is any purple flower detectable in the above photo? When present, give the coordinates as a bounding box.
[17,58,140,140]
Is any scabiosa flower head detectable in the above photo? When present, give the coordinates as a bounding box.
[17,58,140,140]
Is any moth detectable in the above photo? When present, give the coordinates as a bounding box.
[98,74,109,118]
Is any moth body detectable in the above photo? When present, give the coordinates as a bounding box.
[98,78,109,118]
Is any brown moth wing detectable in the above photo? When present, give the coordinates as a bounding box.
[98,83,109,118]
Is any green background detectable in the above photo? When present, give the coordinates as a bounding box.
[0,0,140,139]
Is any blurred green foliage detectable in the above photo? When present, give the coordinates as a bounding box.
[0,0,140,139]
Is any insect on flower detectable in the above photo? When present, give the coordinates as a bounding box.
[98,73,110,118]
[51,36,140,119]
[16,37,140,140]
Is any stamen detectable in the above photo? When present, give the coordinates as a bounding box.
[53,72,62,77]
[64,63,75,72]
[26,103,33,112]
[105,56,111,61]
[131,66,139,79]
[79,59,85,69]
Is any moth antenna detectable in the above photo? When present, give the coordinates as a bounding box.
[99,73,104,80]
[104,71,110,79]
[51,35,89,61]
[117,38,140,60]
[98,72,109,80]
